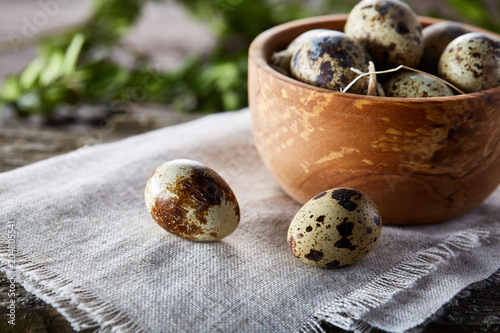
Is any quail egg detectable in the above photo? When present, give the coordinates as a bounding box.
[145,159,240,241]
[271,29,331,75]
[438,32,500,93]
[287,188,382,268]
[419,21,472,74]
[344,0,423,69]
[383,71,454,97]
[290,30,372,94]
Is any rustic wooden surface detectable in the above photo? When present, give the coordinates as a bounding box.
[0,1,499,332]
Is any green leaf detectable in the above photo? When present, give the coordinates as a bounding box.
[221,91,240,110]
[2,0,366,118]
[1,76,22,101]
[44,86,66,103]
[40,51,65,86]
[61,33,85,76]
[19,57,45,89]
[446,0,500,33]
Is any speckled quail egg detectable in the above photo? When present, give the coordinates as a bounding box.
[290,30,372,94]
[438,32,500,93]
[419,21,472,74]
[287,188,382,268]
[383,71,454,97]
[271,29,331,75]
[344,0,423,69]
[145,159,240,241]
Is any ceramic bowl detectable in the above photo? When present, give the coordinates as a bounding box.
[248,14,500,224]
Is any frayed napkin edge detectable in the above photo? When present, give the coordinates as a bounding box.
[411,269,500,333]
[301,225,500,333]
[0,239,145,333]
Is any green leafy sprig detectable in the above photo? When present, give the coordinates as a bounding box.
[1,0,498,119]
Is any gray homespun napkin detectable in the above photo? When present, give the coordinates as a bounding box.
[1,108,499,333]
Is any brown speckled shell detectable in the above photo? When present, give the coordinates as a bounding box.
[287,188,382,268]
[420,21,472,75]
[383,71,454,98]
[248,15,500,224]
[344,0,423,69]
[145,160,240,241]
[290,30,371,94]
[438,32,500,93]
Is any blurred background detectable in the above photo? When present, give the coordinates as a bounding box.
[1,0,499,121]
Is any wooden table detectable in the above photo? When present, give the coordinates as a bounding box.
[0,1,499,332]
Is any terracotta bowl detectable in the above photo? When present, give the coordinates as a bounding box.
[248,14,500,225]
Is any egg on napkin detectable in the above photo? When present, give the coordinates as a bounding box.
[287,188,382,268]
[145,159,240,241]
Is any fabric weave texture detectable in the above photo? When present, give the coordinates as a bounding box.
[1,109,499,332]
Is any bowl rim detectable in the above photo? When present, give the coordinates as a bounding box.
[249,14,500,103]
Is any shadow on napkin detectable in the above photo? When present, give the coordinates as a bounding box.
[1,109,499,333]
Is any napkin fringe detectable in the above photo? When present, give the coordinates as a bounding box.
[416,268,500,332]
[0,240,145,333]
[302,227,497,333]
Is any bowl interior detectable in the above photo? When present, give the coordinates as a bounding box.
[252,14,500,101]
[248,15,500,224]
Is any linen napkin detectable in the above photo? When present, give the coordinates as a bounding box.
[1,108,499,333]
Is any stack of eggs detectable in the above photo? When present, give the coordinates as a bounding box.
[271,0,500,98]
